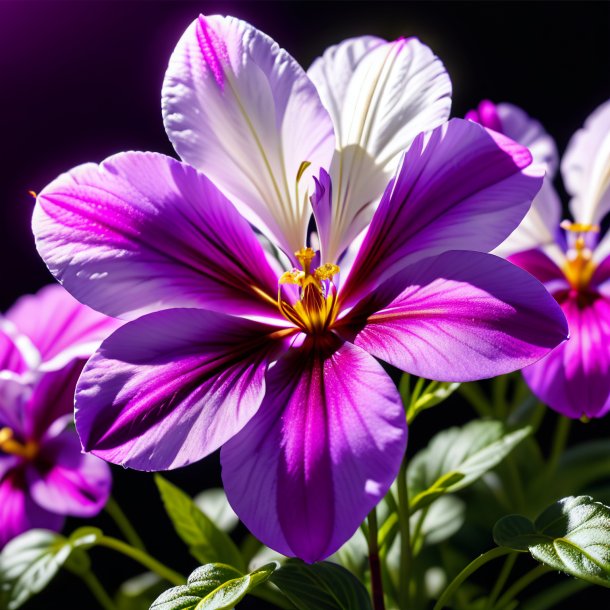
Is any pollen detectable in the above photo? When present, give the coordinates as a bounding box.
[561,221,598,291]
[0,427,38,460]
[277,249,340,334]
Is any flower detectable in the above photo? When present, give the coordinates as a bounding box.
[0,285,118,547]
[467,99,610,419]
[32,16,567,562]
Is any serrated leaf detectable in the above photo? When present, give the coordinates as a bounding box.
[270,559,372,610]
[494,496,610,587]
[408,420,531,512]
[155,476,244,571]
[150,562,277,610]
[0,529,90,610]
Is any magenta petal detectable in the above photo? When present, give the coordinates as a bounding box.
[340,119,544,306]
[507,248,567,285]
[33,152,281,321]
[221,338,407,563]
[27,430,111,517]
[523,295,610,419]
[76,308,287,471]
[0,469,64,548]
[6,285,120,372]
[0,325,28,374]
[339,251,568,382]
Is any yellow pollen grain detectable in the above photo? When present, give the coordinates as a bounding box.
[0,427,38,460]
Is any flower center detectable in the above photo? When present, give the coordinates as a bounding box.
[561,221,599,291]
[277,247,340,334]
[0,427,38,461]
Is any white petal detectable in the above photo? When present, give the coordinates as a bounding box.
[562,100,610,225]
[162,15,335,255]
[309,37,452,262]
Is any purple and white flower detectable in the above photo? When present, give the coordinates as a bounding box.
[0,285,117,547]
[32,16,567,562]
[467,99,610,419]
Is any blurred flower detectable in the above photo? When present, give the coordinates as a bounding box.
[468,99,610,419]
[0,285,118,547]
[32,16,566,562]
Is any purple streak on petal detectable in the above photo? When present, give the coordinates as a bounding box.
[523,294,610,419]
[196,16,227,90]
[6,285,120,372]
[0,377,31,437]
[33,152,281,321]
[339,119,544,307]
[27,429,111,517]
[465,100,503,133]
[592,253,610,289]
[310,169,333,261]
[507,248,566,284]
[0,469,64,548]
[338,250,567,382]
[25,361,84,441]
[221,337,406,563]
[0,326,27,374]
[76,308,288,471]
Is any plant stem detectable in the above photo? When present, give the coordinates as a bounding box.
[458,383,492,417]
[81,570,117,610]
[519,577,590,610]
[433,547,512,610]
[105,496,147,552]
[493,565,550,610]
[486,552,518,609]
[367,508,386,610]
[547,415,571,474]
[97,536,185,586]
[397,455,412,609]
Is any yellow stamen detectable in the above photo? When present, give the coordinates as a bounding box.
[277,249,340,334]
[0,427,38,460]
[561,221,598,291]
[560,221,600,233]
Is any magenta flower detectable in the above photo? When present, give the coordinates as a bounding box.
[32,16,567,562]
[0,285,117,547]
[467,99,610,419]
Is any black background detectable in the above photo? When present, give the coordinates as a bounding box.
[1,1,609,608]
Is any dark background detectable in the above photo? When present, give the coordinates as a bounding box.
[1,0,609,608]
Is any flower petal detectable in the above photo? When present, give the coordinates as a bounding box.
[0,376,31,436]
[27,430,111,517]
[308,36,451,262]
[339,119,544,306]
[162,15,334,255]
[76,308,288,471]
[338,250,568,382]
[0,469,64,548]
[523,294,610,419]
[562,100,610,225]
[221,337,406,563]
[6,285,120,372]
[33,152,281,321]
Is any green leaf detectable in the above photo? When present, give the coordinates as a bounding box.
[193,489,239,533]
[116,572,167,610]
[493,496,610,587]
[150,562,278,610]
[155,476,244,571]
[270,559,372,610]
[408,420,531,513]
[0,528,95,610]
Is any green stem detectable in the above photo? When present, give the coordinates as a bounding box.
[547,415,571,474]
[433,547,512,610]
[519,577,590,610]
[410,505,430,557]
[105,496,147,552]
[367,508,386,610]
[492,375,509,419]
[486,552,518,609]
[458,383,493,418]
[493,565,550,609]
[411,377,427,406]
[81,570,117,610]
[97,536,185,586]
[397,456,412,609]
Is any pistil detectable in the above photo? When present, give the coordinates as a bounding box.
[561,221,599,291]
[0,427,38,460]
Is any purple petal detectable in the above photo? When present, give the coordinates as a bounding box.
[221,337,406,563]
[523,294,610,419]
[338,250,568,382]
[6,285,120,372]
[0,469,64,548]
[76,308,289,471]
[27,429,111,517]
[33,152,282,322]
[162,15,335,255]
[339,119,544,306]
[308,36,452,263]
[0,377,31,437]
[507,248,567,285]
[561,100,610,226]
[465,99,503,133]
[0,324,29,374]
